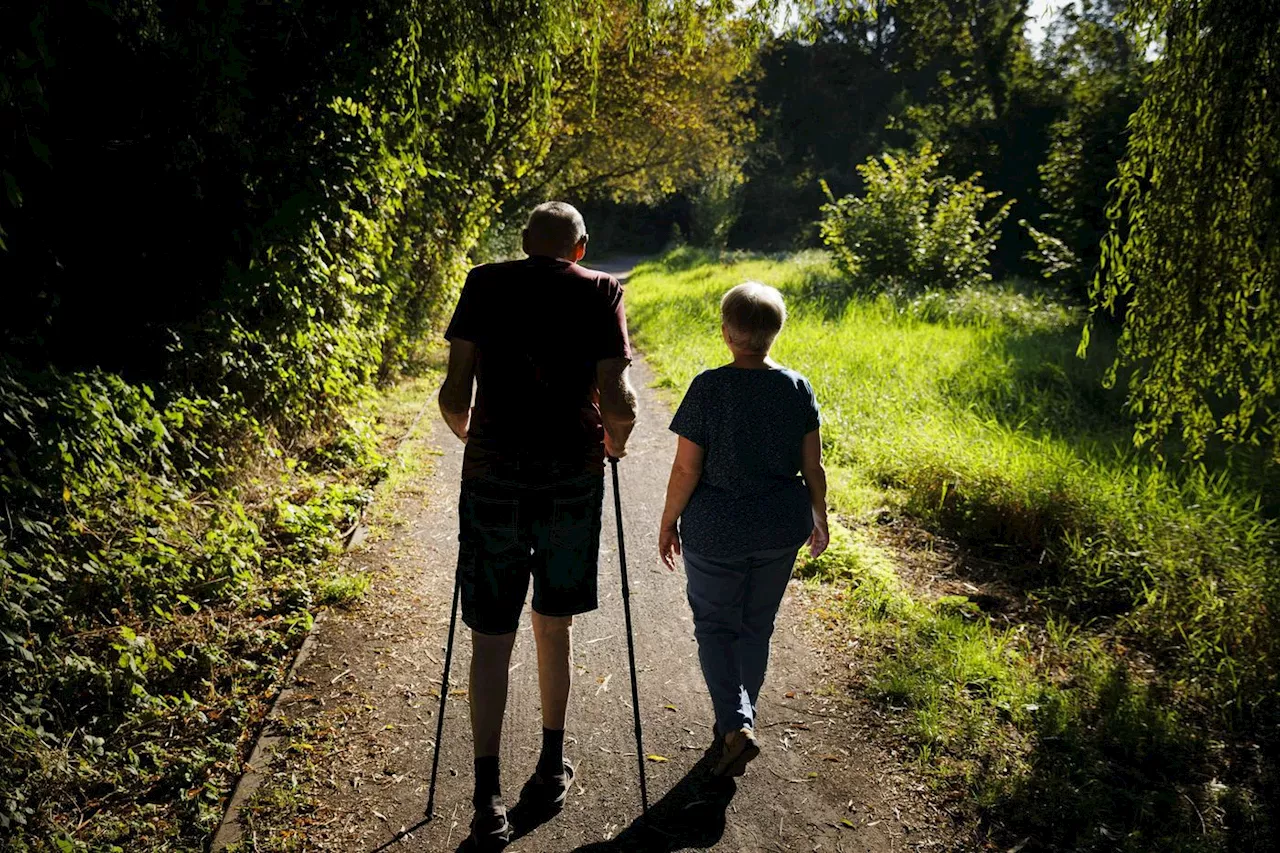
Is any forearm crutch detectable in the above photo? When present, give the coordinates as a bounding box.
[608,456,649,813]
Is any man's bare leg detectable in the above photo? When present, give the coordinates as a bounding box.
[470,629,517,816]
[531,612,573,778]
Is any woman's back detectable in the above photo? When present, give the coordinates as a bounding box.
[669,364,819,557]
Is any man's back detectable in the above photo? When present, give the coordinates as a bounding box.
[445,256,630,477]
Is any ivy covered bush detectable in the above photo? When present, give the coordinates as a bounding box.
[0,358,380,845]
[818,144,1013,294]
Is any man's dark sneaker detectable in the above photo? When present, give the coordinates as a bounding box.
[519,759,577,813]
[466,798,511,852]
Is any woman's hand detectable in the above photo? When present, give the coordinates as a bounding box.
[659,522,682,571]
[807,515,830,559]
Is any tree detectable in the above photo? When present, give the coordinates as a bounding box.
[888,0,1065,275]
[540,10,754,203]
[1085,0,1280,459]
[1029,0,1146,295]
[730,11,914,250]
[478,4,757,258]
[731,0,1061,271]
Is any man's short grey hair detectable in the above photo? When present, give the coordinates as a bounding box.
[526,201,587,254]
[721,281,787,354]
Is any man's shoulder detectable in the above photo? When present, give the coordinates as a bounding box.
[468,259,621,295]
[571,264,624,294]
[467,259,526,283]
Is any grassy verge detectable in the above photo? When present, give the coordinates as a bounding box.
[220,370,445,852]
[1,367,439,851]
[627,248,1278,850]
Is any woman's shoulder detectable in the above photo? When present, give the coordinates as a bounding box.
[693,364,814,388]
[690,364,746,386]
[766,363,815,391]
[686,367,717,388]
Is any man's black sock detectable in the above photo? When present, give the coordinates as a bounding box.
[537,727,565,778]
[473,755,501,807]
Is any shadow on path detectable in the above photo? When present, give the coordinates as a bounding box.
[367,814,431,853]
[569,752,737,852]
[367,753,736,853]
[367,749,737,853]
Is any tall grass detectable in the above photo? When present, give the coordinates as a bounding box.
[626,248,1279,847]
[628,248,1277,721]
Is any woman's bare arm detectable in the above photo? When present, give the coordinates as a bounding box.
[801,428,829,557]
[659,436,705,570]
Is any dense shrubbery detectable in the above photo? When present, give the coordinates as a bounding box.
[0,0,535,835]
[817,145,1012,294]
[0,1,755,844]
[0,355,384,843]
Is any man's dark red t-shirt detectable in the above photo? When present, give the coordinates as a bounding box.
[444,256,631,479]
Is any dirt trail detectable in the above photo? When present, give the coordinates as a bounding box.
[226,262,957,852]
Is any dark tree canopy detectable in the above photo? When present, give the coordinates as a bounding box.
[728,0,1067,274]
[1029,0,1146,295]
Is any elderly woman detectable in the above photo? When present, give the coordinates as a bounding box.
[658,281,830,778]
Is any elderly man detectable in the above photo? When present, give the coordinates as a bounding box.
[438,201,638,849]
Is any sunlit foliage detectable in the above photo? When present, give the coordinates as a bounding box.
[1086,0,1280,459]
[819,144,1013,293]
[524,6,757,206]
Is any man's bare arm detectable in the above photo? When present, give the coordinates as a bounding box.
[439,338,477,442]
[596,356,638,458]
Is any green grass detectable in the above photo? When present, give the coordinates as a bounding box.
[628,247,1279,850]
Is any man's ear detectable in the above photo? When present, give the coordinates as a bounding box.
[573,235,588,262]
[521,228,532,256]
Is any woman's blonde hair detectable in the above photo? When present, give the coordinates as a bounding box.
[721,281,786,354]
